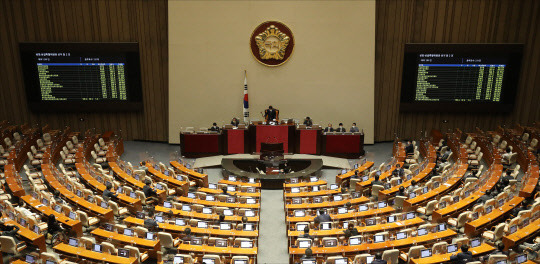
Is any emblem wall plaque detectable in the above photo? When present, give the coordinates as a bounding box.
[250,21,294,67]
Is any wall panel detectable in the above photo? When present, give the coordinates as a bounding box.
[0,0,168,141]
[375,0,540,141]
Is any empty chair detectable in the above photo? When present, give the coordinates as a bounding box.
[487,255,507,264]
[382,249,400,264]
[91,151,106,164]
[353,253,373,264]
[417,200,437,218]
[108,200,128,218]
[201,254,222,264]
[0,236,26,254]
[101,241,117,255]
[400,245,426,262]
[158,232,180,255]
[174,254,195,264]
[60,151,75,165]
[125,245,149,262]
[393,196,407,210]
[27,152,41,167]
[231,256,250,264]
[448,211,471,230]
[77,210,100,232]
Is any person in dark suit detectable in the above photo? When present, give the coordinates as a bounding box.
[264,106,278,121]
[230,118,240,127]
[301,248,314,261]
[501,170,514,182]
[314,209,332,223]
[450,244,473,264]
[393,163,404,177]
[405,141,414,155]
[350,123,360,133]
[323,124,334,132]
[372,252,387,264]
[301,226,314,240]
[303,117,313,127]
[209,122,220,132]
[372,175,384,187]
[482,242,509,262]
[336,123,346,132]
[477,189,492,205]
[396,186,407,197]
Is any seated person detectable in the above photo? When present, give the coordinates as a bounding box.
[53,190,66,205]
[477,189,492,205]
[46,214,64,238]
[372,252,387,264]
[301,226,313,240]
[396,186,407,197]
[314,209,332,223]
[502,147,513,163]
[103,183,118,201]
[181,228,192,243]
[520,240,540,261]
[393,163,404,177]
[482,242,509,262]
[464,172,478,181]
[231,118,240,127]
[144,209,159,231]
[501,170,514,182]
[301,248,314,261]
[335,123,346,132]
[0,220,21,243]
[303,117,313,127]
[405,141,414,155]
[450,244,472,264]
[407,180,417,194]
[143,180,159,203]
[372,175,384,188]
[323,124,334,132]
[209,122,220,132]
[345,224,359,237]
[350,122,360,133]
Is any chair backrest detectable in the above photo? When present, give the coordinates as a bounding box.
[455,237,469,249]
[0,236,17,254]
[456,212,471,227]
[394,196,406,208]
[158,232,175,249]
[432,241,448,255]
[353,254,372,264]
[382,249,400,264]
[372,185,384,197]
[407,245,426,260]
[101,241,116,255]
[425,200,437,215]
[202,254,221,264]
[487,254,507,264]
[493,223,507,240]
[125,245,141,259]
[41,252,61,263]
[175,254,194,264]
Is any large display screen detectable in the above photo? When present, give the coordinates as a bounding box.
[20,43,143,111]
[400,44,523,112]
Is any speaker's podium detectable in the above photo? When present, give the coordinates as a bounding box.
[248,120,296,154]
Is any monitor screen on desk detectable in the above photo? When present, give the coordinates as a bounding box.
[291,187,300,193]
[453,196,460,203]
[130,192,137,199]
[396,232,407,240]
[175,218,186,226]
[310,176,318,182]
[247,187,256,193]
[387,215,396,223]
[155,215,164,223]
[227,186,236,192]
[378,201,387,208]
[92,244,102,253]
[374,235,384,243]
[438,223,447,232]
[330,184,339,190]
[246,198,256,204]
[447,244,457,253]
[338,207,347,214]
[509,225,517,234]
[334,258,347,264]
[100,201,108,208]
[215,239,227,247]
[312,186,320,192]
[366,219,375,226]
[472,212,479,220]
[187,192,196,198]
[182,205,191,211]
[223,209,233,216]
[409,193,416,199]
[359,205,368,212]
[301,260,316,264]
[244,223,254,231]
[321,223,331,230]
[471,238,481,248]
[68,238,78,247]
[228,176,236,181]
[227,197,236,203]
[486,206,493,214]
[295,210,305,217]
[34,225,40,234]
[366,256,374,264]
[104,223,114,231]
[349,237,361,245]
[496,261,507,264]
[156,183,164,190]
[124,228,134,236]
[420,249,432,258]
[202,258,215,264]
[362,176,369,182]
[220,222,231,230]
[423,187,429,194]
[197,221,208,228]
[146,232,155,240]
[245,210,255,217]
[417,228,428,236]
[313,197,323,203]
[516,254,527,264]
[498,199,505,207]
[298,240,311,248]
[173,255,184,264]
[334,195,343,201]
[54,205,62,213]
[26,255,36,263]
[202,207,212,214]
[191,237,202,245]
[209,183,217,189]
[341,169,347,175]
[164,201,172,208]
[407,212,415,220]
[241,241,253,248]
[205,195,215,201]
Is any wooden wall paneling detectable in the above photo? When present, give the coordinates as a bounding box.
[0,0,168,141]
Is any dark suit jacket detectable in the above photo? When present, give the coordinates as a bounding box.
[209,126,220,132]
[315,214,332,223]
[303,119,313,126]
[336,127,346,132]
[450,251,472,264]
[324,127,334,132]
[371,259,387,264]
[405,144,414,154]
[231,120,240,127]
[265,109,277,121]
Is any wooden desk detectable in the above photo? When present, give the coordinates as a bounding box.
[177,243,257,256]
[286,207,395,223]
[289,229,457,255]
[109,161,166,200]
[5,220,46,252]
[20,195,83,237]
[410,243,495,264]
[91,228,160,258]
[432,164,502,222]
[154,206,260,223]
[356,162,404,192]
[284,180,326,188]
[177,196,260,209]
[284,189,341,198]
[76,163,142,213]
[4,164,25,197]
[404,164,468,210]
[520,164,539,198]
[11,260,28,264]
[322,133,365,158]
[285,196,369,210]
[170,160,209,187]
[335,161,374,185]
[197,187,261,198]
[145,163,189,196]
[42,163,114,222]
[219,179,261,188]
[53,243,138,264]
[123,217,258,238]
[464,196,524,237]
[180,132,222,158]
[288,217,424,237]
[502,217,540,250]
[379,163,435,200]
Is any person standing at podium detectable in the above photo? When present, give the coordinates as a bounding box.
[303,117,313,127]
[231,117,240,127]
[264,106,278,122]
[336,123,346,132]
